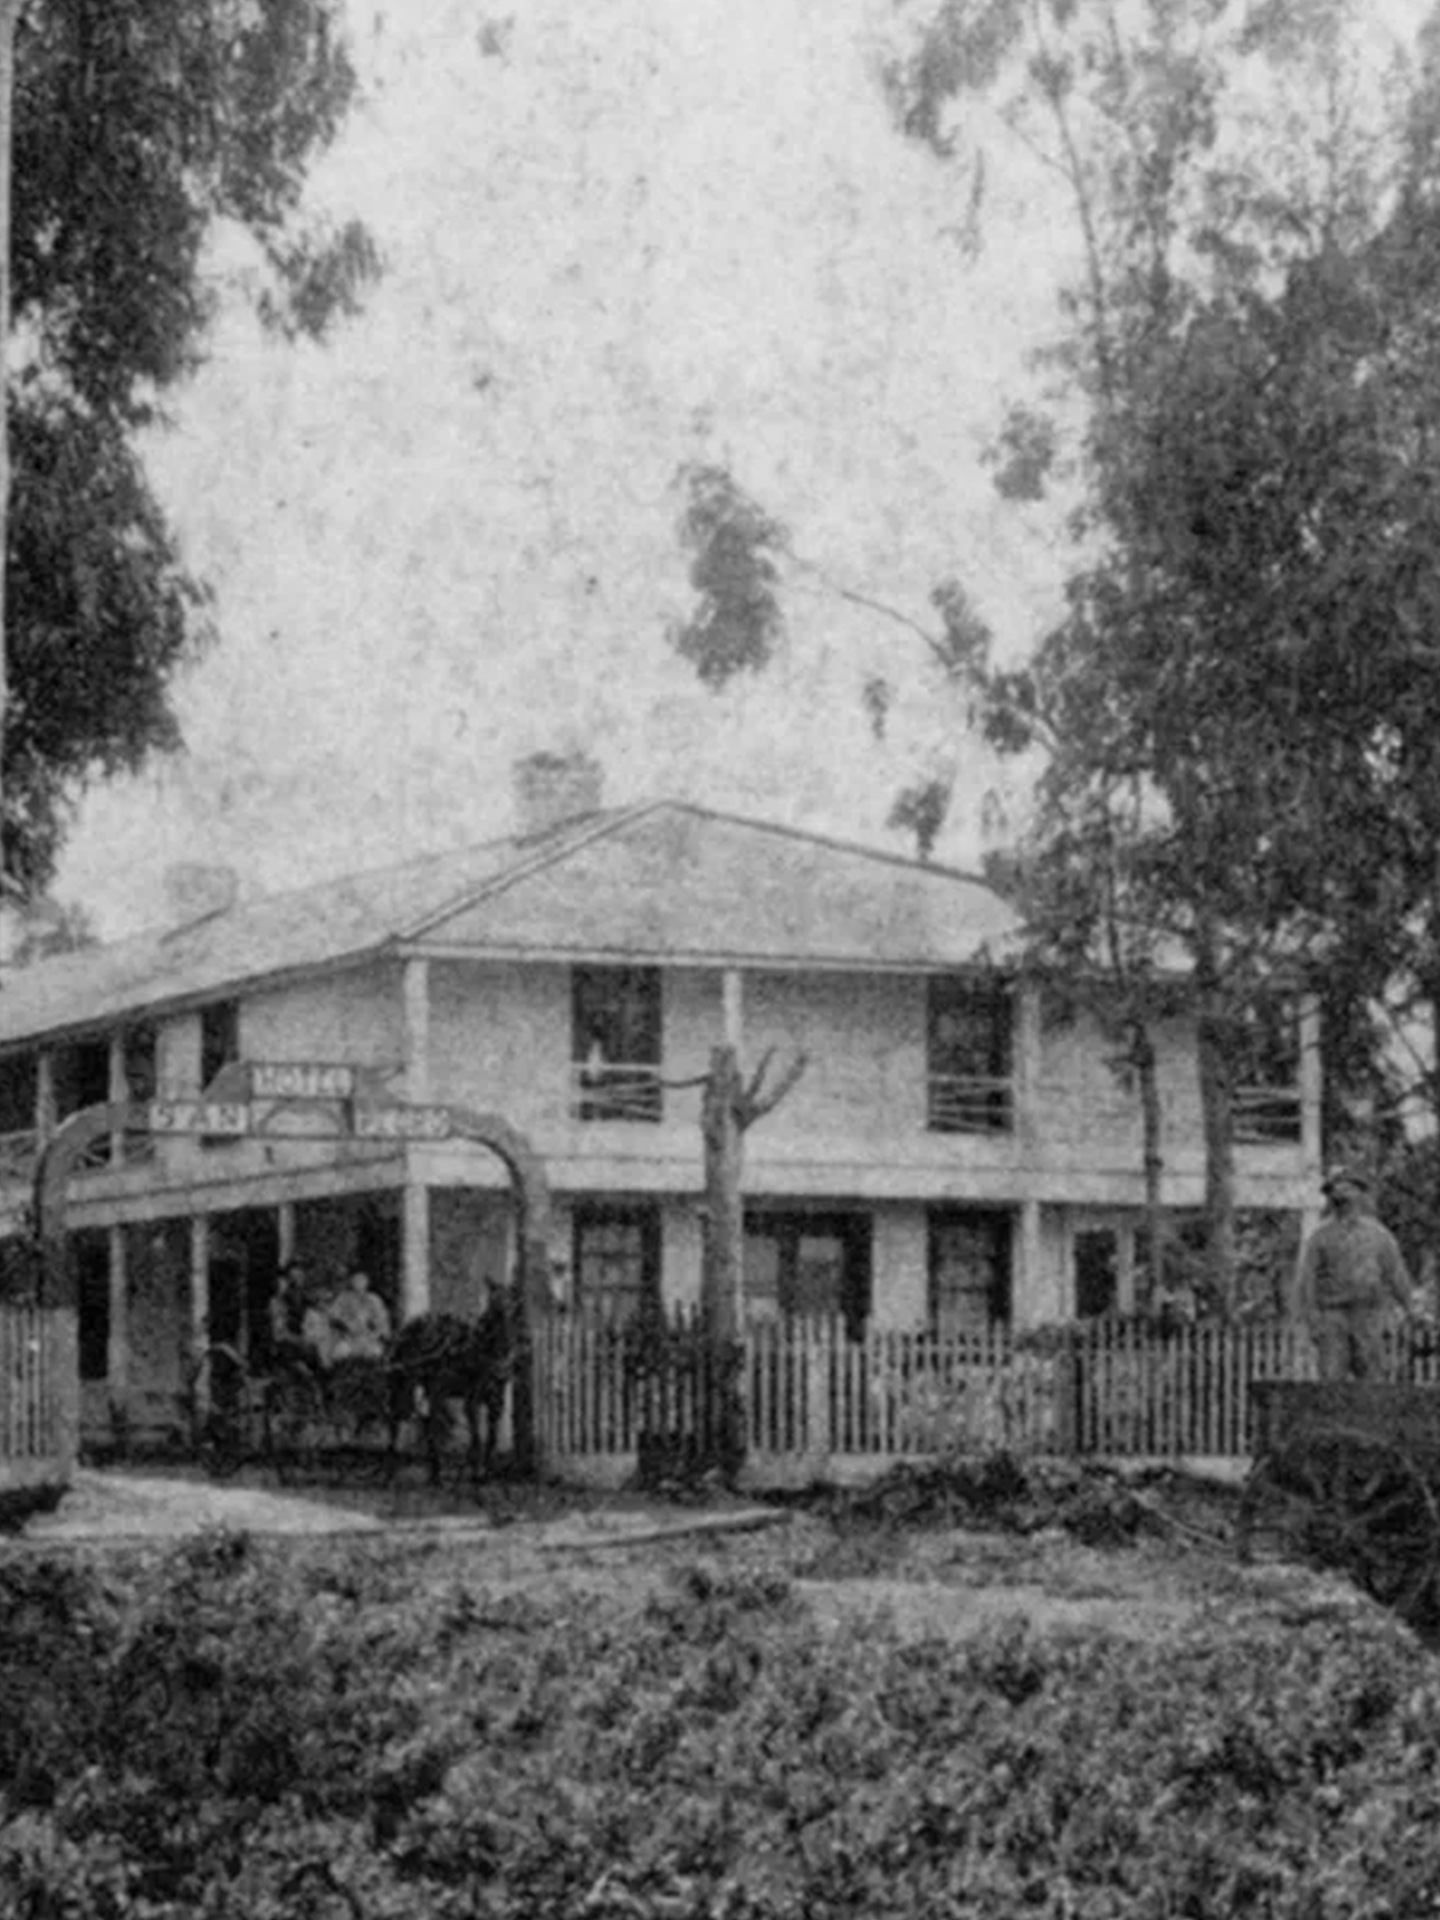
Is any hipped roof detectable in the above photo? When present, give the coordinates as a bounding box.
[0,802,1021,1047]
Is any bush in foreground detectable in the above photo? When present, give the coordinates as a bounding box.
[1,1531,1439,1915]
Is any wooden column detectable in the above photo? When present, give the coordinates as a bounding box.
[404,957,431,1101]
[277,1201,296,1268]
[402,1177,430,1321]
[722,968,744,1050]
[402,958,432,1322]
[107,1033,127,1167]
[1015,979,1041,1152]
[107,1223,128,1436]
[189,1214,209,1363]
[1015,1198,1045,1327]
[35,1048,55,1141]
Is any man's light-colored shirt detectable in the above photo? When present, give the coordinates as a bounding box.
[1296,1213,1412,1316]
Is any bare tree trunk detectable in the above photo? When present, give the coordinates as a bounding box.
[701,1045,744,1346]
[0,1,16,906]
[1131,1020,1167,1306]
[701,1044,745,1479]
[1195,926,1238,1316]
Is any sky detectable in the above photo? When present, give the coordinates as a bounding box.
[57,0,1087,939]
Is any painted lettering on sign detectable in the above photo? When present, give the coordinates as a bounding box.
[147,1101,252,1135]
[352,1104,453,1141]
[248,1062,356,1101]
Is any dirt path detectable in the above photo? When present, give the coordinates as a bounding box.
[9,1469,787,1552]
[16,1469,390,1541]
[6,1468,1360,1649]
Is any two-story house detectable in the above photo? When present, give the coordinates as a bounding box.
[0,755,1322,1446]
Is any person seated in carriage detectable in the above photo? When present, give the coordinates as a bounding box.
[324,1267,392,1368]
[267,1259,333,1377]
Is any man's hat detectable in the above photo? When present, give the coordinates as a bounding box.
[1322,1163,1369,1195]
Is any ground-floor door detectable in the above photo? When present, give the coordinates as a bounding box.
[743,1210,873,1339]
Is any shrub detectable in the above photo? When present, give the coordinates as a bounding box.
[4,1532,1440,1914]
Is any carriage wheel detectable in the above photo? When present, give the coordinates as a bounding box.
[263,1368,325,1484]
[1240,1431,1440,1621]
[187,1345,253,1479]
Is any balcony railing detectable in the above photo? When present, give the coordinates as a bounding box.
[0,1120,158,1184]
[571,1062,664,1124]
[927,1073,1014,1135]
[1234,1086,1303,1144]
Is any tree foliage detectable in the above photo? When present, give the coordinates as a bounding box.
[669,463,789,691]
[664,2,1440,1295]
[876,0,1440,1291]
[3,0,376,889]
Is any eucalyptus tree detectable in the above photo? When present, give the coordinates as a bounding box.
[0,0,376,894]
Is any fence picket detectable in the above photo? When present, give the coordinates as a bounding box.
[527,1305,1429,1480]
[0,1304,76,1477]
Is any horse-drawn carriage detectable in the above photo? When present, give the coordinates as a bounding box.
[1237,1380,1440,1624]
[185,1301,515,1486]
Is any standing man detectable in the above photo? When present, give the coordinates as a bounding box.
[1295,1166,1418,1382]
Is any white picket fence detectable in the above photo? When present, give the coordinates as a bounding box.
[0,1303,79,1490]
[530,1311,1416,1484]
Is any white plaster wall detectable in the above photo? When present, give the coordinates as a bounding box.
[1033,1002,1203,1174]
[242,966,405,1069]
[743,971,922,1154]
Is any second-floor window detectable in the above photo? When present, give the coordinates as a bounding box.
[200,1001,240,1090]
[200,1001,241,1149]
[1233,996,1302,1144]
[572,966,663,1122]
[0,1052,36,1136]
[927,975,1014,1134]
[122,1022,158,1104]
[53,1038,111,1120]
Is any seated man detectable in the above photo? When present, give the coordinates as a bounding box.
[326,1267,392,1367]
[268,1259,325,1371]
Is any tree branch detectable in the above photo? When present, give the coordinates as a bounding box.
[738,1050,808,1130]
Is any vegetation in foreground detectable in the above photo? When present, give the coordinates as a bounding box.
[2,1508,1439,1918]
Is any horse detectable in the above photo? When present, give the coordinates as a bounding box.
[384,1296,516,1486]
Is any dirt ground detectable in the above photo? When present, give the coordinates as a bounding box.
[0,1463,1373,1645]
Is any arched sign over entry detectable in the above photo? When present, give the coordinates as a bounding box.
[32,1076,554,1470]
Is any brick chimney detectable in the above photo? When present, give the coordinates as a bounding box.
[513,751,603,840]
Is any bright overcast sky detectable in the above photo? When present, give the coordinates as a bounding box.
[57,0,1090,937]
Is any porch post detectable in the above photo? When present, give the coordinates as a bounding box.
[402,1174,430,1321]
[401,956,432,1322]
[1015,979,1041,1151]
[35,1046,54,1141]
[404,957,431,1101]
[1015,1198,1045,1328]
[107,1033,127,1167]
[106,1223,128,1428]
[189,1215,209,1407]
[277,1201,296,1268]
[722,968,744,1050]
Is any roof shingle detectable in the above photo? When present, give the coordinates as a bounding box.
[0,803,1018,1044]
